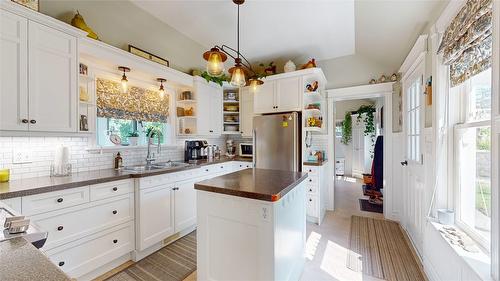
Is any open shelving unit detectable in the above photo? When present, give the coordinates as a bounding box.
[78,65,97,134]
[176,88,197,136]
[222,85,241,135]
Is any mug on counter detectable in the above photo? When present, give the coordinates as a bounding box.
[0,169,10,182]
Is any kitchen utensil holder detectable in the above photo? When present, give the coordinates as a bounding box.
[51,163,72,177]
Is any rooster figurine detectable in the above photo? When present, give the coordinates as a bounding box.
[301,59,316,69]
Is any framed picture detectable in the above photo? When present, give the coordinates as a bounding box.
[11,0,39,11]
[128,45,169,67]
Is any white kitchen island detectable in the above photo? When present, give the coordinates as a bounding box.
[195,168,308,281]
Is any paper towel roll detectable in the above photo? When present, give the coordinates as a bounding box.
[54,146,69,167]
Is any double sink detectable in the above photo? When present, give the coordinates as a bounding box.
[123,161,191,173]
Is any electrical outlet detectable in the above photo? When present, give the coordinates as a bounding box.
[261,205,270,221]
[12,149,32,164]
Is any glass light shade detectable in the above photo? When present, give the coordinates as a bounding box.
[249,79,259,92]
[230,67,246,87]
[159,85,165,99]
[207,52,224,77]
[121,75,128,94]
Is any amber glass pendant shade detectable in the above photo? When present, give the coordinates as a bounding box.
[229,65,246,87]
[203,48,227,77]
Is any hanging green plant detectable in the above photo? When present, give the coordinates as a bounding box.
[200,71,230,86]
[356,104,376,157]
[341,113,352,145]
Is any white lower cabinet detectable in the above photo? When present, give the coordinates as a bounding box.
[137,183,175,251]
[303,164,327,225]
[174,179,197,231]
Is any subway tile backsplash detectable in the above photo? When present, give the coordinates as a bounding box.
[0,136,225,180]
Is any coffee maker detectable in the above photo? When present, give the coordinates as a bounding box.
[184,140,208,162]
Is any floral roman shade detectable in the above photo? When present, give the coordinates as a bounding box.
[96,78,169,122]
[437,0,493,87]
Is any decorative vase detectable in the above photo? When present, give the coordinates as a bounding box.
[129,137,138,146]
[284,60,296,73]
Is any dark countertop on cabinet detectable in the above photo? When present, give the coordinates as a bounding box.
[0,157,252,199]
[0,238,70,281]
[194,168,308,202]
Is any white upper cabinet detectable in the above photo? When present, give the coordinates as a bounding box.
[240,86,254,137]
[0,6,80,133]
[0,10,28,131]
[275,76,301,112]
[254,80,276,114]
[28,21,77,132]
[196,79,223,136]
[253,75,302,114]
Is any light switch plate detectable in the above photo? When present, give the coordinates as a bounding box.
[12,149,32,164]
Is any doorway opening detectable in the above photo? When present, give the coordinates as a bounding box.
[334,97,385,215]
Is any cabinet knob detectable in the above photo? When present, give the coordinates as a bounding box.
[309,199,312,202]
[57,226,64,231]
[172,187,179,191]
[205,169,209,172]
[220,166,223,169]
[309,169,312,172]
[112,187,118,191]
[209,130,213,133]
[29,119,36,124]
[56,198,63,203]
[112,210,117,215]
[309,179,312,182]
[309,189,312,192]
[113,239,118,244]
[58,261,65,267]
[21,119,29,123]
[240,131,243,134]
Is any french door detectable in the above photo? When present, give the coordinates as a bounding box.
[402,62,425,256]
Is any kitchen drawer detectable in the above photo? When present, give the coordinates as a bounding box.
[22,186,89,215]
[90,179,133,201]
[45,221,134,279]
[304,166,319,176]
[304,175,318,186]
[306,194,318,217]
[172,168,202,182]
[234,161,253,170]
[33,193,134,250]
[305,184,318,194]
[138,173,175,189]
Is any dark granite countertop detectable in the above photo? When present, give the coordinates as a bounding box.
[0,238,70,281]
[194,168,307,202]
[0,157,252,200]
[303,159,328,166]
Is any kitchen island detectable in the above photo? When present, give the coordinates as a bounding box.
[195,168,308,281]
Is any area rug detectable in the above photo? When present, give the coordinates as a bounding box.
[347,216,426,281]
[106,231,196,281]
[359,199,383,213]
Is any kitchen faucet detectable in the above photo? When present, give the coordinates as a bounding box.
[146,129,161,166]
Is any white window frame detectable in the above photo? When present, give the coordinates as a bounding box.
[452,70,492,251]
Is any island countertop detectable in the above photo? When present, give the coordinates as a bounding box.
[194,168,308,202]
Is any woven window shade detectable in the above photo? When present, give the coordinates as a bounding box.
[96,78,169,122]
[437,0,492,87]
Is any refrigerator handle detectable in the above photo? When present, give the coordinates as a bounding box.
[253,129,257,168]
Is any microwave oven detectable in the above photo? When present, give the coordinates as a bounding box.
[239,143,253,157]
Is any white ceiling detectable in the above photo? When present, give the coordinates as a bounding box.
[131,0,355,64]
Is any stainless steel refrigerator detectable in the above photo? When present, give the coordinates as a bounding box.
[253,112,301,171]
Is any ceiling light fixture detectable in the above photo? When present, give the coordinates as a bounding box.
[118,66,130,94]
[202,0,263,88]
[157,78,166,99]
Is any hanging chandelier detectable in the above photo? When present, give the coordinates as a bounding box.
[202,0,263,88]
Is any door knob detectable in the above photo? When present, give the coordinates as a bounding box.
[400,160,408,166]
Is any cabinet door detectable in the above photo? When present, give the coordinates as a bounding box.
[253,81,276,114]
[0,10,28,131]
[174,179,197,232]
[276,76,302,112]
[210,88,223,135]
[138,185,174,250]
[240,87,254,137]
[28,21,77,132]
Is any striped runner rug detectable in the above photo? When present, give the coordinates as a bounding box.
[106,231,197,281]
[347,216,427,281]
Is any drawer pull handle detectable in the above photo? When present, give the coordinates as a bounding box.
[113,239,118,244]
[220,166,223,169]
[309,169,312,172]
[172,187,179,191]
[30,119,36,124]
[309,179,312,182]
[205,169,209,172]
[57,226,64,231]
[309,199,312,202]
[112,187,118,191]
[112,210,117,215]
[56,198,63,203]
[21,119,29,123]
[309,189,312,192]
[240,165,242,167]
[58,261,65,267]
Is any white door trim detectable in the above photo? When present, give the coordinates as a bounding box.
[327,83,396,220]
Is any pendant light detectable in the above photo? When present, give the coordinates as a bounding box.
[118,66,130,94]
[203,47,227,77]
[247,77,264,92]
[201,0,264,89]
[157,78,166,99]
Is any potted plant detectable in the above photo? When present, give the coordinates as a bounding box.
[145,127,162,144]
[127,131,139,146]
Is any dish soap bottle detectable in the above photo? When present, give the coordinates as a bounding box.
[114,152,123,170]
